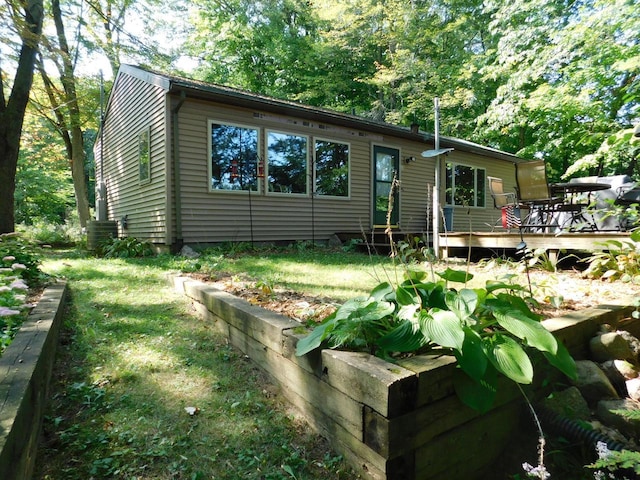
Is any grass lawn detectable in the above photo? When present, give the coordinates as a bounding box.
[32,244,639,480]
[34,249,359,480]
[166,245,403,302]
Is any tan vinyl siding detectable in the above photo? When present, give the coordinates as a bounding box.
[397,141,435,232]
[97,65,522,247]
[100,72,168,242]
[176,99,375,243]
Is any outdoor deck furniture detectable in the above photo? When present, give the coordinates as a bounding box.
[515,160,563,231]
[487,176,521,231]
[550,181,611,231]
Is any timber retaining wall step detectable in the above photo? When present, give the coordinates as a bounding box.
[168,273,634,480]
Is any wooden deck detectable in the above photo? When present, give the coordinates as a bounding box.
[438,231,632,258]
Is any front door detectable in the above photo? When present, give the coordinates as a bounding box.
[373,146,400,227]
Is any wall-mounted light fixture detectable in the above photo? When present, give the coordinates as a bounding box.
[421,147,454,158]
[404,156,416,164]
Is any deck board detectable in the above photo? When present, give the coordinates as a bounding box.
[438,231,631,256]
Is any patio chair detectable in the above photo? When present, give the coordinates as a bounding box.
[515,160,563,231]
[487,176,521,231]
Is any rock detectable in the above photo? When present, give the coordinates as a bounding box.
[617,317,640,341]
[608,360,639,380]
[573,360,619,405]
[600,361,630,397]
[327,234,343,248]
[627,378,640,402]
[541,386,591,421]
[589,331,638,363]
[596,398,640,441]
[180,245,200,258]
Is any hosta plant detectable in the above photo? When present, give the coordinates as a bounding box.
[582,230,640,283]
[296,268,577,412]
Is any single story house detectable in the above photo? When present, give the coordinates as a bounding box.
[94,64,523,251]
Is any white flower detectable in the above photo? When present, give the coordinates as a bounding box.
[9,279,28,291]
[0,286,10,293]
[0,306,21,317]
[523,462,551,479]
[11,263,27,271]
[595,441,611,459]
[2,256,16,262]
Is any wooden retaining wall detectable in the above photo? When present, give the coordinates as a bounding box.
[0,282,67,480]
[168,275,634,480]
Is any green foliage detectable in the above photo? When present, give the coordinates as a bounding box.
[588,442,640,478]
[0,232,44,283]
[0,233,47,354]
[296,267,576,412]
[582,230,640,283]
[395,236,435,263]
[16,112,75,225]
[18,217,84,246]
[95,237,154,259]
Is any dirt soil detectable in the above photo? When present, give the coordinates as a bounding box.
[189,264,640,324]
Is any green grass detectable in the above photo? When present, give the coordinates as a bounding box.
[162,245,403,302]
[34,250,358,480]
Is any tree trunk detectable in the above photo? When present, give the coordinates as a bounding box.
[0,0,44,234]
[50,0,91,227]
[71,126,91,227]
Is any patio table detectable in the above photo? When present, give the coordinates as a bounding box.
[550,182,611,231]
[550,182,611,197]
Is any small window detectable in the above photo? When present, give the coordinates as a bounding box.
[267,131,308,194]
[445,162,486,207]
[138,129,150,183]
[315,139,349,197]
[210,122,259,191]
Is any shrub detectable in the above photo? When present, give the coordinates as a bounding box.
[582,230,640,283]
[0,233,44,284]
[18,218,84,246]
[0,233,44,354]
[95,237,154,258]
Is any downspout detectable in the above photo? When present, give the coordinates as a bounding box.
[97,71,107,221]
[172,91,186,248]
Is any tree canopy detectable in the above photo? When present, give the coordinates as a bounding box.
[3,0,639,231]
[185,0,639,181]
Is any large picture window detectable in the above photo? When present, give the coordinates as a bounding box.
[314,139,349,197]
[138,128,150,183]
[210,121,259,191]
[445,162,486,207]
[267,131,308,194]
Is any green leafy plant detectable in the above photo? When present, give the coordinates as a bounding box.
[0,233,47,354]
[296,267,577,412]
[588,441,640,479]
[395,236,435,263]
[582,230,640,283]
[95,236,154,258]
[0,232,44,283]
